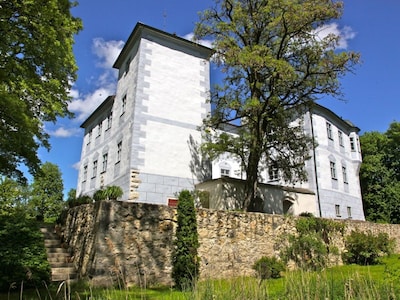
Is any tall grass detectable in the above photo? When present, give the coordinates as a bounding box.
[3,255,400,299]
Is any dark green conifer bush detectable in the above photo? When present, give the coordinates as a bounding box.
[172,190,200,291]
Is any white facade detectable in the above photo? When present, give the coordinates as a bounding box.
[76,23,212,204]
[76,23,365,220]
[210,104,365,220]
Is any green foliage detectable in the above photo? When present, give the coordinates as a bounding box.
[0,177,31,216]
[343,230,394,265]
[67,195,92,208]
[172,190,200,291]
[195,0,360,210]
[29,162,64,222]
[360,122,400,224]
[66,188,92,208]
[0,0,82,181]
[281,216,344,271]
[253,256,285,280]
[103,185,123,200]
[0,214,51,291]
[93,186,123,202]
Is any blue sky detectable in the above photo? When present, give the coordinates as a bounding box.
[40,0,400,197]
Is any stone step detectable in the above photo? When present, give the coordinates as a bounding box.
[46,247,69,254]
[41,225,78,282]
[44,240,62,247]
[49,261,74,268]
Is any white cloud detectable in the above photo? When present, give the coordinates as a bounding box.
[47,126,81,138]
[314,23,356,49]
[92,38,125,69]
[68,38,124,122]
[69,86,115,122]
[183,33,214,49]
[72,161,80,171]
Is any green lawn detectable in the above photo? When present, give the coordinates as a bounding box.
[4,255,400,300]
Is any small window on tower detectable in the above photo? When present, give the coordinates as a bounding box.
[221,168,230,176]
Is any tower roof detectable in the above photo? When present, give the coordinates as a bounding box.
[113,22,214,69]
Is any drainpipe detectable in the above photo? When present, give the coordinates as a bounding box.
[309,109,322,217]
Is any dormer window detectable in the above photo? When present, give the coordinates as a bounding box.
[268,163,279,181]
[221,168,230,176]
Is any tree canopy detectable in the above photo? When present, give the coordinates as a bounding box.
[0,0,82,181]
[195,0,360,210]
[29,162,64,221]
[360,122,400,223]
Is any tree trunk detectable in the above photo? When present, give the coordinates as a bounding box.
[243,150,260,211]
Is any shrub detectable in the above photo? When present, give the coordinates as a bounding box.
[93,189,106,202]
[172,190,199,291]
[253,256,285,280]
[280,216,344,271]
[93,186,123,202]
[343,230,394,265]
[103,185,123,200]
[67,195,92,208]
[0,214,51,291]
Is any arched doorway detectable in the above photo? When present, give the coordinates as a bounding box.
[283,197,295,215]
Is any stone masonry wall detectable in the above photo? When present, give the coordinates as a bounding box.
[60,201,400,287]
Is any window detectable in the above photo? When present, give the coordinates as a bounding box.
[121,95,127,115]
[102,153,108,173]
[330,161,337,179]
[221,168,230,176]
[347,206,352,219]
[125,56,131,74]
[342,166,348,183]
[268,164,279,181]
[338,131,344,146]
[83,165,88,182]
[92,160,98,178]
[97,122,102,137]
[117,141,122,162]
[350,137,356,151]
[87,129,92,145]
[106,111,113,130]
[326,122,333,140]
[335,204,341,217]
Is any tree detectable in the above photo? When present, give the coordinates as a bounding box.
[195,0,360,210]
[172,190,200,290]
[0,177,30,216]
[29,162,64,221]
[0,0,82,182]
[360,122,400,223]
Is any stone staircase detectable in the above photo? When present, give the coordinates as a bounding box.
[40,225,78,282]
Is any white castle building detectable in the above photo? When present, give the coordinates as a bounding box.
[76,23,365,220]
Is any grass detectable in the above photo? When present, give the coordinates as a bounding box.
[3,255,400,299]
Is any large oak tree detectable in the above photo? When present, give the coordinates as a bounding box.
[0,0,82,181]
[195,0,360,210]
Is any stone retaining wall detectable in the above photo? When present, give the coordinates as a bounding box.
[60,201,400,286]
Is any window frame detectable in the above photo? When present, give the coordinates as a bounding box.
[335,204,341,217]
[116,141,122,163]
[330,161,337,180]
[338,130,344,146]
[342,166,348,184]
[92,160,98,178]
[121,95,127,116]
[102,153,108,173]
[326,122,333,140]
